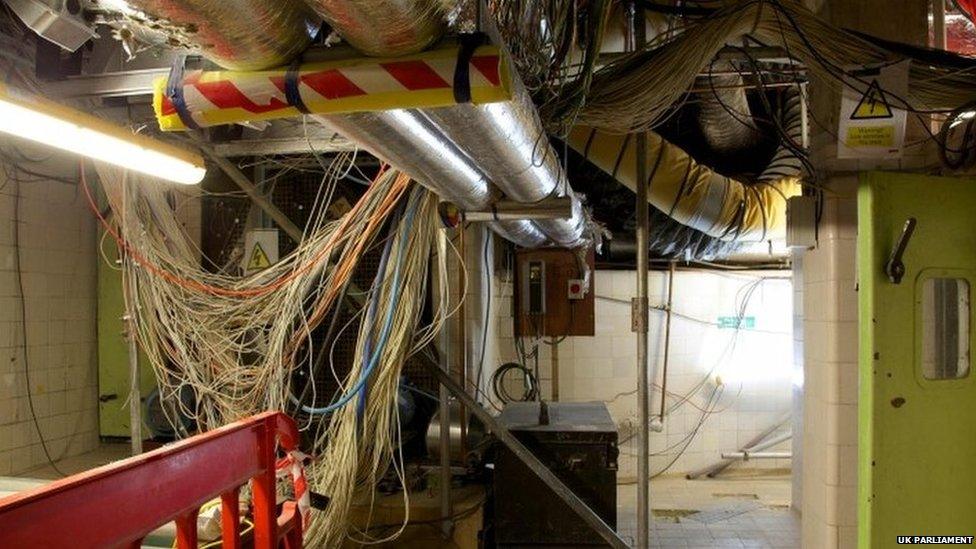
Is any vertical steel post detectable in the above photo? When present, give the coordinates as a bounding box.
[126,312,142,456]
[630,2,651,547]
[658,261,676,420]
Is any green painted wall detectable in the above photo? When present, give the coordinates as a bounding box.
[97,225,156,438]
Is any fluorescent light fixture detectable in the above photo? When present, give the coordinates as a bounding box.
[0,83,206,185]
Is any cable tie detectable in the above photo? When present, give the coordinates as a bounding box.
[285,56,311,115]
[453,32,488,104]
[166,56,200,131]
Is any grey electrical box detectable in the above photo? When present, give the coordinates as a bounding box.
[786,195,817,249]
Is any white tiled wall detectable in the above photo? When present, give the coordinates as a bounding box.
[0,160,99,474]
[485,264,795,477]
[799,182,859,549]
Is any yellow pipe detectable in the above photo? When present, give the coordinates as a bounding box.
[567,127,801,242]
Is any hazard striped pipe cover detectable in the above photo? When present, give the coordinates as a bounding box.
[153,45,512,131]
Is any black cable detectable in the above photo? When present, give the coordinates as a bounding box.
[13,180,67,477]
[474,229,491,403]
[491,362,539,404]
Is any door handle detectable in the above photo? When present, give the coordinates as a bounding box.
[885,217,916,284]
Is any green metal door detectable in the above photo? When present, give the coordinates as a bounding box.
[858,171,976,547]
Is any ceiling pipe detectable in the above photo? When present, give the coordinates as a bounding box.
[421,83,589,248]
[319,111,548,247]
[105,0,320,71]
[303,0,590,248]
[301,0,454,56]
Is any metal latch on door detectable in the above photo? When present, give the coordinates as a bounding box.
[884,217,916,284]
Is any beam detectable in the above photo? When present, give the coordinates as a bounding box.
[422,355,629,549]
[46,68,169,99]
[212,135,356,157]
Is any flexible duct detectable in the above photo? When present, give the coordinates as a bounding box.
[320,111,548,248]
[568,127,801,242]
[758,86,805,182]
[109,0,320,71]
[696,61,761,156]
[302,0,455,56]
[422,83,588,248]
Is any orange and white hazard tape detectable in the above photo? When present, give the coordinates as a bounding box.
[153,44,512,131]
[276,450,311,527]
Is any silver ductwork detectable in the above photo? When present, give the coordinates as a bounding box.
[319,111,548,248]
[302,0,455,56]
[422,84,587,248]
[106,0,320,70]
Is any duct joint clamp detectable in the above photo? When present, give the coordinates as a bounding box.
[453,32,488,104]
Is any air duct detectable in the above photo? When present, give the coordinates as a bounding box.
[568,127,801,242]
[301,0,454,56]
[422,83,588,248]
[320,111,548,248]
[696,61,762,156]
[104,0,320,70]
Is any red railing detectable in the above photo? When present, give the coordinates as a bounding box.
[0,411,304,549]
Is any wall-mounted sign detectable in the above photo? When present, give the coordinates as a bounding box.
[243,229,279,274]
[837,61,909,159]
[717,316,756,330]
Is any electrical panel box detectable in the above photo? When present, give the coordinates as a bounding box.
[786,195,817,249]
[514,248,595,337]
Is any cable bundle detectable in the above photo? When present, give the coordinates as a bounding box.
[302,185,451,548]
[87,160,410,430]
[556,0,976,133]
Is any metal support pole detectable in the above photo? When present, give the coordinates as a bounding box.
[933,0,947,50]
[422,355,629,549]
[439,240,454,538]
[658,262,675,421]
[125,313,142,455]
[630,1,651,547]
[551,339,559,401]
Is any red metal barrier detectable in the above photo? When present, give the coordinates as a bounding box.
[0,411,305,549]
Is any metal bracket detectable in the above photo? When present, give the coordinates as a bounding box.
[884,217,916,284]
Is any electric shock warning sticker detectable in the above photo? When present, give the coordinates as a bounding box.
[837,61,909,159]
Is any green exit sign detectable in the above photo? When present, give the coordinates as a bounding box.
[717,316,755,329]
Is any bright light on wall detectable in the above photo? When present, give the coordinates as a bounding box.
[0,83,206,185]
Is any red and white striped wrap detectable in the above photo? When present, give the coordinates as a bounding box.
[153,44,512,131]
[276,450,311,527]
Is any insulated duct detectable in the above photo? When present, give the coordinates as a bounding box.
[567,127,801,241]
[108,0,320,71]
[301,0,455,56]
[422,84,588,248]
[696,61,761,156]
[320,111,548,248]
[152,44,513,131]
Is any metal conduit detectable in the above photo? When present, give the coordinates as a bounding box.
[319,111,548,247]
[422,82,588,247]
[308,0,589,248]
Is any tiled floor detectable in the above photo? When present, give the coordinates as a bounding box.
[8,445,800,548]
[617,472,800,548]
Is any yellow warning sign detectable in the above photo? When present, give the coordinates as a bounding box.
[846,125,895,148]
[247,243,272,271]
[850,80,893,120]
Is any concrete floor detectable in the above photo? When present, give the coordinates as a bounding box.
[618,472,800,548]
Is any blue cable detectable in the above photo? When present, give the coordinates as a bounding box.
[298,192,421,416]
